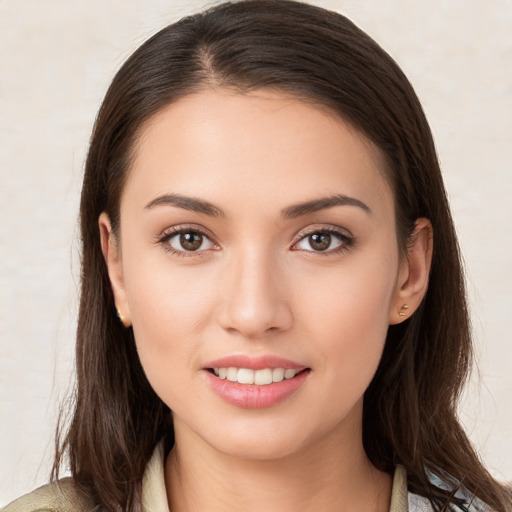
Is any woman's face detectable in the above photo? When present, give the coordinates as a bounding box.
[102,89,419,460]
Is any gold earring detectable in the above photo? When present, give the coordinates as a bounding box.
[399,304,409,317]
[116,308,126,326]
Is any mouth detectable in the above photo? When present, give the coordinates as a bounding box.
[203,355,311,407]
[206,367,310,385]
[204,365,311,408]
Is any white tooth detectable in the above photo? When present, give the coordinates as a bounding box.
[213,368,220,376]
[227,367,238,382]
[237,368,255,384]
[218,368,228,379]
[272,368,285,382]
[254,369,273,385]
[284,369,297,379]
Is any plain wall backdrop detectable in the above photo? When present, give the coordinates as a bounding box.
[1,0,511,506]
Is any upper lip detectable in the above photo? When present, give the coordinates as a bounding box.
[204,354,308,371]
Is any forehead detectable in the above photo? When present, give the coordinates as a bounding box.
[123,88,394,220]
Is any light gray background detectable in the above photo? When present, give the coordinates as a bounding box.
[1,0,511,506]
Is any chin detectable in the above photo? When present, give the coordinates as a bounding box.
[195,411,346,463]
[208,431,307,461]
[178,411,310,461]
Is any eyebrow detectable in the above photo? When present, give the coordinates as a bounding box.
[144,193,371,218]
[281,194,371,219]
[145,193,226,217]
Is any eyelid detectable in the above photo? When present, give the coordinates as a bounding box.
[157,223,217,241]
[156,224,220,256]
[291,224,354,253]
[293,224,353,242]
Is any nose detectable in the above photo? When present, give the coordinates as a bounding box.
[218,246,293,339]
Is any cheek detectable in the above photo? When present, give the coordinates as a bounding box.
[296,249,398,377]
[123,258,220,394]
[300,250,397,331]
[126,253,215,330]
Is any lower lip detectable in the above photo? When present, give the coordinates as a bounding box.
[204,369,310,409]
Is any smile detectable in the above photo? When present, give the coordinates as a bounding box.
[205,366,310,408]
[211,367,299,385]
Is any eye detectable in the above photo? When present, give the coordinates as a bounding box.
[160,227,217,254]
[294,228,352,253]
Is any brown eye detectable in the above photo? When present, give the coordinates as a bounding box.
[180,232,203,251]
[308,233,331,251]
[166,230,215,253]
[295,229,347,252]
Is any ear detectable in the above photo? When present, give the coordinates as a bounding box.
[98,212,132,327]
[389,218,433,325]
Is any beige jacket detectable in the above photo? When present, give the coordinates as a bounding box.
[1,444,482,512]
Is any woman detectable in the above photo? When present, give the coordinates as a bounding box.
[4,0,510,511]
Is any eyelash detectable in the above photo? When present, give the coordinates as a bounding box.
[156,225,355,258]
[293,226,355,256]
[157,225,218,259]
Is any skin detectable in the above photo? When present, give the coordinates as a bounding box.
[100,89,432,512]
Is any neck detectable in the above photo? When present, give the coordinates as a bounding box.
[165,413,392,512]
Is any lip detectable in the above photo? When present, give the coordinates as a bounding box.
[204,370,310,409]
[204,354,307,371]
[203,354,310,409]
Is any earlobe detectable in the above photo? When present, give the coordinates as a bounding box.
[389,218,433,325]
[98,213,132,327]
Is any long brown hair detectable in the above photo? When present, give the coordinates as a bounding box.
[53,1,511,510]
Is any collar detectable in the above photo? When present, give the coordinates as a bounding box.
[141,443,411,512]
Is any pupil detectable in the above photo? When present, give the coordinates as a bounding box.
[310,233,331,251]
[180,232,202,251]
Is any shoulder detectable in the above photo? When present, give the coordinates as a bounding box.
[407,469,496,512]
[1,478,96,512]
[392,465,496,512]
[408,491,493,512]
